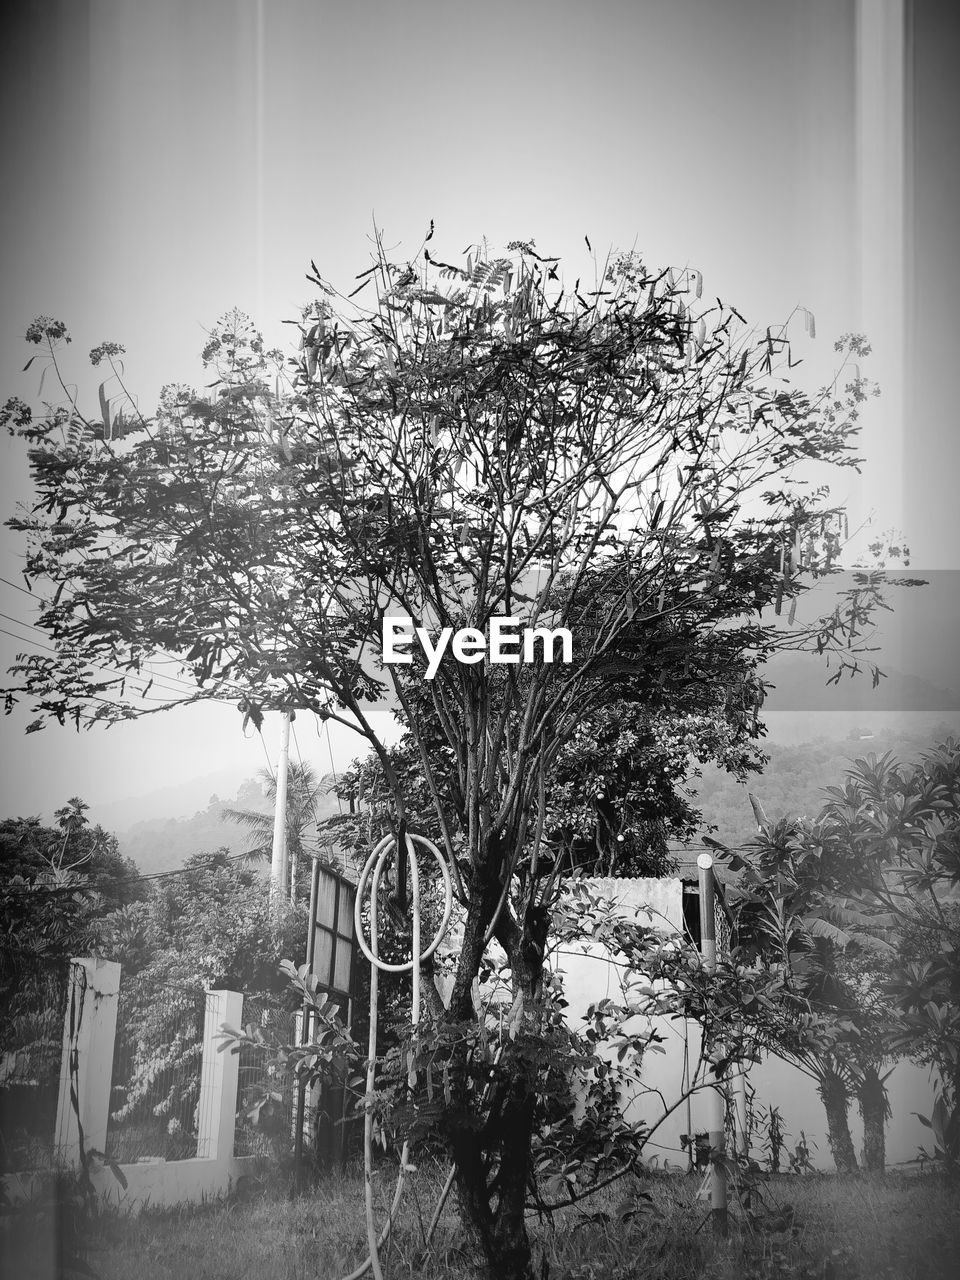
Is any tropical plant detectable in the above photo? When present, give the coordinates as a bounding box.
[222,760,336,898]
[0,802,141,985]
[713,811,902,1172]
[819,743,960,1170]
[715,740,960,1175]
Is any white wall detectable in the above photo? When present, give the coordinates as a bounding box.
[553,879,937,1171]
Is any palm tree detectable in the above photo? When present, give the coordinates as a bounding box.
[222,763,331,899]
[736,852,897,1173]
[52,796,91,871]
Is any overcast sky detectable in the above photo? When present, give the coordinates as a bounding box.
[1,0,955,823]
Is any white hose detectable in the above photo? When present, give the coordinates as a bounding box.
[342,832,454,1280]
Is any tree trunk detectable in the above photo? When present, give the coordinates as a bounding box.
[818,1068,858,1173]
[858,1065,886,1174]
[448,1047,539,1280]
[455,1075,537,1280]
[487,1074,538,1280]
[484,904,550,1280]
[441,855,544,1280]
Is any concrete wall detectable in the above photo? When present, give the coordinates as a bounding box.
[3,1153,261,1214]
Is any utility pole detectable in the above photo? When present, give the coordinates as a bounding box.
[270,710,292,905]
[697,852,728,1237]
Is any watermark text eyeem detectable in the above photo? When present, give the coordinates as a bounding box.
[382,616,573,680]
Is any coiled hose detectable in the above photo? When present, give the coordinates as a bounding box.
[342,832,453,1280]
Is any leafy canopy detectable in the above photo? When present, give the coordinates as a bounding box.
[2,234,912,1276]
[5,240,887,756]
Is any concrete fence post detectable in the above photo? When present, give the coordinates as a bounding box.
[196,989,244,1161]
[54,958,122,1167]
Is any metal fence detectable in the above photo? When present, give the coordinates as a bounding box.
[233,996,299,1158]
[105,978,209,1164]
[0,955,73,1173]
[233,995,359,1168]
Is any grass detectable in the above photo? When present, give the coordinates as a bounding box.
[3,1162,959,1279]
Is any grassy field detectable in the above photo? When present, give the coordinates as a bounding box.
[4,1163,959,1279]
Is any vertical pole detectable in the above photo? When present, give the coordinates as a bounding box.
[684,1025,694,1173]
[697,852,728,1237]
[270,710,292,905]
[295,855,323,1179]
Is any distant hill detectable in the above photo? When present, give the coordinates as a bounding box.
[689,718,960,851]
[87,766,264,832]
[115,775,345,875]
[113,720,960,876]
[761,653,960,713]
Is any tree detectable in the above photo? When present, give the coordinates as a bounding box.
[718,741,960,1175]
[715,813,898,1172]
[95,849,307,995]
[0,801,141,987]
[836,950,896,1174]
[3,240,906,1277]
[0,803,143,1171]
[546,697,764,877]
[222,761,335,897]
[338,684,766,885]
[815,743,960,1167]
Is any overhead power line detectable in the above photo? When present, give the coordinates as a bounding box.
[0,574,37,599]
[0,847,266,897]
[0,615,202,702]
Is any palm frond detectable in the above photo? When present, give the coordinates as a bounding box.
[221,805,273,831]
[803,914,855,949]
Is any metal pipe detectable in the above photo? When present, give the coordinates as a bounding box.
[270,710,292,903]
[697,852,728,1237]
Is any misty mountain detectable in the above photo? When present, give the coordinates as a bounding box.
[115,775,345,876]
[690,718,960,852]
[761,652,960,713]
[86,767,266,832]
